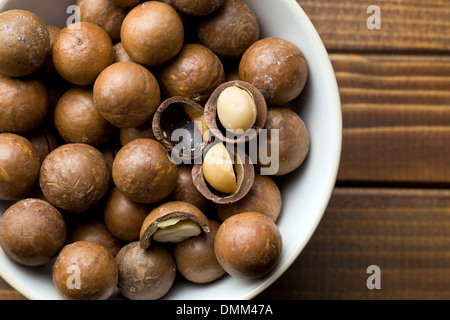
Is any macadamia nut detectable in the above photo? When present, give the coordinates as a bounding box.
[202,143,237,194]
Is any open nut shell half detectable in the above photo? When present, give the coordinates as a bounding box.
[192,143,255,204]
[152,96,210,161]
[204,80,267,145]
[139,201,210,249]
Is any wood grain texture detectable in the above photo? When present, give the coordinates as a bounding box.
[333,54,450,184]
[256,187,450,300]
[297,0,450,52]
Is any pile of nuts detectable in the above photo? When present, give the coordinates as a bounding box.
[0,0,310,300]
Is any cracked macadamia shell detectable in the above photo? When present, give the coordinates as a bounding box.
[0,133,40,200]
[0,75,49,134]
[214,211,282,279]
[52,241,118,300]
[39,143,111,213]
[120,1,184,66]
[0,199,66,266]
[0,9,50,77]
[93,61,161,128]
[197,0,259,60]
[112,139,178,204]
[115,241,176,300]
[159,43,225,104]
[54,86,114,146]
[239,37,308,106]
[257,107,310,176]
[52,22,114,86]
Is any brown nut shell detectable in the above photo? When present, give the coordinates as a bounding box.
[139,201,210,249]
[191,144,255,204]
[216,173,282,222]
[93,61,161,128]
[0,133,41,200]
[112,139,178,204]
[239,37,308,106]
[115,241,176,300]
[152,96,209,161]
[197,0,259,60]
[214,211,282,279]
[52,241,118,300]
[52,22,114,86]
[171,0,226,16]
[0,10,50,78]
[0,199,66,266]
[39,143,111,213]
[204,80,266,145]
[159,43,225,104]
[120,1,184,66]
[0,75,49,134]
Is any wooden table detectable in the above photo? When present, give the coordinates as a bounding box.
[1,0,450,300]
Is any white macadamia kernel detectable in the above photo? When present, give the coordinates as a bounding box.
[153,218,202,243]
[217,86,257,133]
[202,143,237,194]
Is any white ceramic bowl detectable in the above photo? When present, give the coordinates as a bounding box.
[0,0,341,300]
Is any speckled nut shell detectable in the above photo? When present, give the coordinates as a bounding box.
[159,43,225,104]
[256,107,310,176]
[0,198,66,266]
[119,119,155,146]
[197,0,259,60]
[52,241,118,300]
[0,75,49,134]
[0,10,50,77]
[52,22,114,85]
[113,42,133,63]
[26,128,60,165]
[0,133,41,200]
[204,80,266,145]
[120,1,184,66]
[140,201,210,249]
[54,86,114,146]
[171,0,226,16]
[191,143,255,204]
[108,0,142,7]
[112,139,178,204]
[77,0,129,43]
[239,37,308,106]
[152,96,209,161]
[93,61,161,128]
[39,143,111,213]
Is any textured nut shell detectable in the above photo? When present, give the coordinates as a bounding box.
[171,0,226,16]
[257,108,310,176]
[0,199,66,266]
[115,241,176,300]
[52,22,114,85]
[159,43,225,104]
[109,0,142,7]
[40,25,61,79]
[77,0,129,43]
[54,86,114,146]
[173,219,225,283]
[112,139,178,204]
[66,220,121,257]
[26,128,60,165]
[0,10,49,77]
[113,42,133,63]
[0,133,40,200]
[52,241,118,300]
[197,0,259,60]
[214,211,282,279]
[169,165,211,212]
[239,37,308,106]
[204,80,266,145]
[216,174,282,222]
[139,201,210,249]
[119,120,155,146]
[40,143,111,213]
[93,61,161,128]
[0,75,49,133]
[120,1,184,66]
[104,188,151,242]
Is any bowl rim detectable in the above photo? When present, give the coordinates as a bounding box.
[0,0,342,300]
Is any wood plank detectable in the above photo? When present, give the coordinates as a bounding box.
[330,54,450,184]
[0,278,26,300]
[297,0,450,52]
[256,187,450,300]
